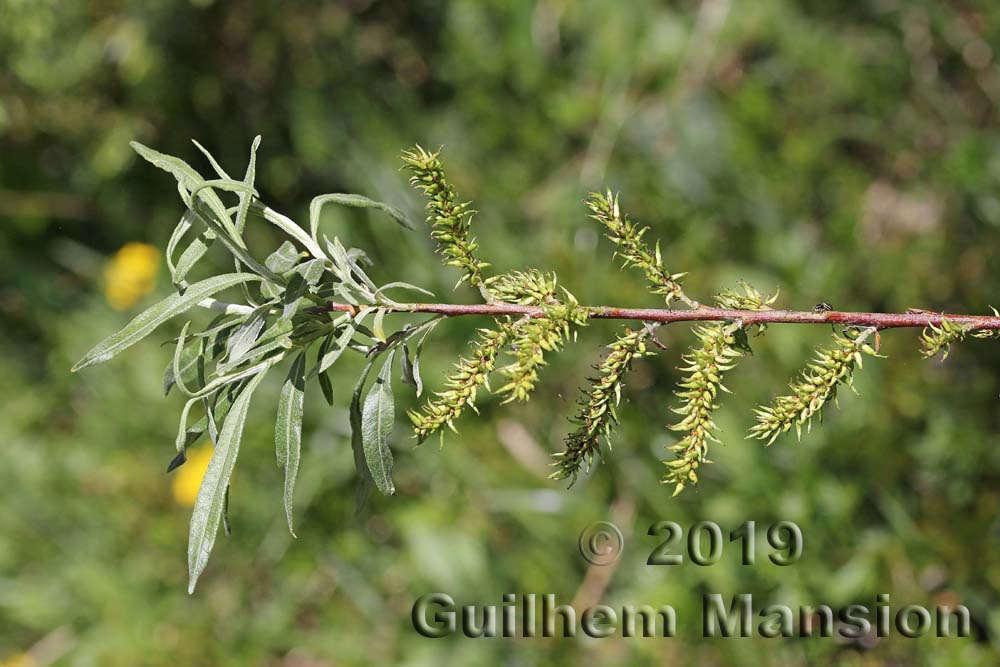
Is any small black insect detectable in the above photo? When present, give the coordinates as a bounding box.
[813,302,834,313]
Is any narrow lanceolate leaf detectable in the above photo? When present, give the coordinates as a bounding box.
[72,273,260,372]
[266,241,302,275]
[235,135,261,235]
[192,139,233,180]
[361,350,397,496]
[309,193,415,244]
[350,358,379,511]
[309,321,356,378]
[173,233,213,289]
[164,326,205,396]
[130,141,236,238]
[166,209,212,289]
[189,204,283,286]
[187,368,269,594]
[410,322,438,398]
[400,343,416,390]
[314,333,336,406]
[275,351,306,536]
[225,305,270,367]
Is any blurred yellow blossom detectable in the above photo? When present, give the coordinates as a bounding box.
[103,242,159,310]
[172,445,213,507]
[0,654,34,667]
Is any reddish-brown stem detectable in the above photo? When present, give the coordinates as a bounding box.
[319,302,1000,330]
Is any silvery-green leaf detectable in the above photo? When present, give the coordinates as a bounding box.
[236,334,291,364]
[72,273,261,372]
[199,315,243,360]
[131,141,236,238]
[294,259,326,286]
[266,241,301,275]
[188,368,269,594]
[275,351,306,536]
[400,342,423,397]
[260,280,283,300]
[224,316,294,369]
[350,357,378,511]
[361,349,396,496]
[310,193,415,244]
[225,305,269,367]
[400,343,415,388]
[172,379,239,465]
[204,382,241,445]
[411,320,440,398]
[374,281,435,301]
[235,136,261,235]
[188,178,258,202]
[315,334,336,406]
[193,357,282,400]
[280,273,308,322]
[164,326,205,396]
[189,204,282,285]
[191,139,233,180]
[173,234,214,289]
[310,322,356,378]
[166,209,214,289]
[250,201,326,260]
[175,396,202,455]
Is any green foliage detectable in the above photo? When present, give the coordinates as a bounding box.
[73,139,439,591]
[188,367,269,594]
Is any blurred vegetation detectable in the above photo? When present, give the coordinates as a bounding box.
[3,0,1000,665]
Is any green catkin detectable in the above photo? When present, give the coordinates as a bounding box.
[918,315,1000,359]
[402,146,491,290]
[551,327,651,483]
[498,299,590,404]
[664,281,777,495]
[749,328,881,445]
[586,191,698,309]
[486,270,559,305]
[408,324,511,443]
[663,323,742,495]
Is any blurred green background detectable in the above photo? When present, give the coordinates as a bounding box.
[3,0,1000,665]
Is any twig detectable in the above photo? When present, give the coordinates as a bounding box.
[311,301,1000,330]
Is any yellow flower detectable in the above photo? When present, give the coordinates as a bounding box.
[103,242,159,310]
[172,445,214,507]
[0,653,34,667]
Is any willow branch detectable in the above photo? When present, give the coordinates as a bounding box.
[312,301,1000,331]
